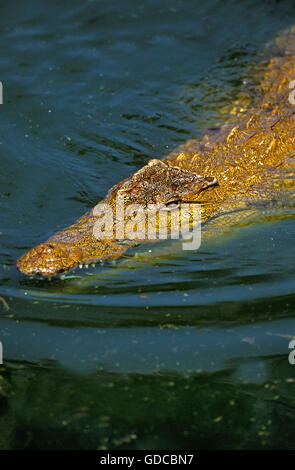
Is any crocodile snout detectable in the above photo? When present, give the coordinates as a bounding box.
[17,242,83,276]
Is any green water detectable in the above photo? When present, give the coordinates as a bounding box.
[1,0,295,450]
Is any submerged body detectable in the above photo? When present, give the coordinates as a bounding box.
[18,27,295,276]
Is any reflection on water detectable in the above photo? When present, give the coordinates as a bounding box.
[1,317,295,376]
[1,0,295,449]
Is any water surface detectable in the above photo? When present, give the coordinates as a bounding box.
[1,0,295,450]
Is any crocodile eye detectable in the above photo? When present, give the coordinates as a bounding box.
[164,200,180,210]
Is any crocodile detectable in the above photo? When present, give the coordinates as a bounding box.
[17,26,295,276]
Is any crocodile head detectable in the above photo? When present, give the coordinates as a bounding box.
[17,159,217,276]
[107,159,217,208]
